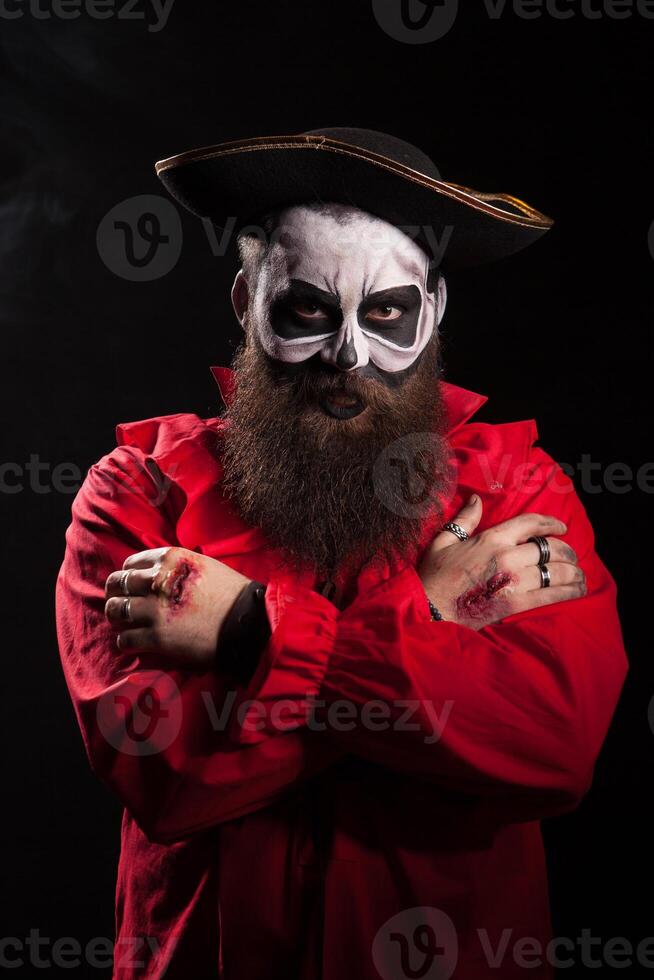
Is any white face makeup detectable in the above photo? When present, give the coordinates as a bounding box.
[234,204,447,375]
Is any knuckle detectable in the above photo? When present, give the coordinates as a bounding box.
[492,548,510,570]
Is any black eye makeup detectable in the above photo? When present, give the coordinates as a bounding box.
[269,279,423,349]
[358,284,422,348]
[270,279,342,340]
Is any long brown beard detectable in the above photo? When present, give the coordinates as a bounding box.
[219,326,453,580]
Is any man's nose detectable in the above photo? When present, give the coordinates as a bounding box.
[320,316,368,371]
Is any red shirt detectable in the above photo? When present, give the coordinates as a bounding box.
[55,367,628,980]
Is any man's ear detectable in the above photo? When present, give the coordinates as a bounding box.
[231,269,249,329]
[435,273,447,326]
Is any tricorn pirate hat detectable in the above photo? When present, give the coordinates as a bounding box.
[155,127,553,269]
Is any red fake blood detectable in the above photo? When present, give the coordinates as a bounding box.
[166,559,198,612]
[456,571,514,620]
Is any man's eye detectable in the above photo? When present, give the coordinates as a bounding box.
[291,302,329,320]
[365,305,403,323]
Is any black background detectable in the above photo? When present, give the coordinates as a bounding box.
[1,1,652,975]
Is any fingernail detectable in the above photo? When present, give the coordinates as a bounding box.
[468,494,478,505]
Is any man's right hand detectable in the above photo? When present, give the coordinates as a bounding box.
[417,495,586,631]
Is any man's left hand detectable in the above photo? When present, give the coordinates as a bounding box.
[104,547,252,668]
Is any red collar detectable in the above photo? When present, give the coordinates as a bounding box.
[210,365,488,435]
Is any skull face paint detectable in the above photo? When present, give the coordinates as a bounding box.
[239,204,446,378]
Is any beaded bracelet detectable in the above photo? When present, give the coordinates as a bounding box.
[426,596,444,622]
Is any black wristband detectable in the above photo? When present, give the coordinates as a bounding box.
[216,579,271,683]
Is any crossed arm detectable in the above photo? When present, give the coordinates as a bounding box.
[55,444,628,843]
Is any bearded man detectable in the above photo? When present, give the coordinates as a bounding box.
[56,128,628,980]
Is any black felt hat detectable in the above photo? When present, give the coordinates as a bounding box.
[155,127,553,269]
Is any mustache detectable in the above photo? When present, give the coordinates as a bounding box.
[292,369,389,408]
[249,321,392,409]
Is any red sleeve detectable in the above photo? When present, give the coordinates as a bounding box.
[55,444,342,844]
[232,448,629,823]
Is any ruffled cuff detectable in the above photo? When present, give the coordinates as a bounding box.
[318,564,437,710]
[228,577,339,745]
[342,563,434,627]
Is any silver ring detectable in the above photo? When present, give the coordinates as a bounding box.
[442,521,469,542]
[528,535,551,567]
[120,597,132,621]
[119,570,132,596]
[539,564,551,589]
